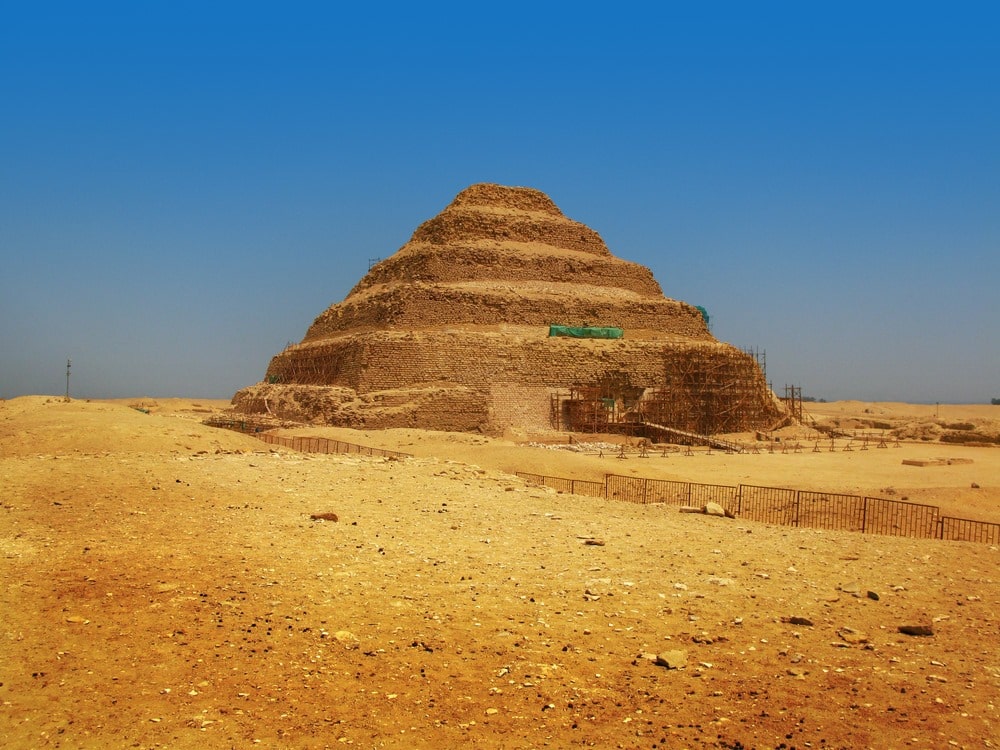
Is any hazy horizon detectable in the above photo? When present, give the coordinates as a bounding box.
[2,4,998,404]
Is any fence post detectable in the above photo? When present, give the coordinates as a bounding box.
[861,497,869,534]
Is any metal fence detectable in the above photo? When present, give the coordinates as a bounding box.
[797,490,866,532]
[209,417,997,545]
[206,418,412,459]
[517,472,606,498]
[862,496,939,539]
[204,417,272,434]
[606,474,649,503]
[516,471,999,545]
[256,432,412,459]
[644,477,695,505]
[939,515,1000,544]
[737,484,799,526]
[689,482,740,508]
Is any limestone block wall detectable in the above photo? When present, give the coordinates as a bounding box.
[269,332,737,392]
[349,244,664,297]
[411,210,610,256]
[303,285,710,341]
[488,384,554,433]
[385,387,490,431]
[243,333,780,433]
[448,183,563,214]
[266,339,367,386]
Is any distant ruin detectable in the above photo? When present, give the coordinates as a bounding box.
[232,183,786,436]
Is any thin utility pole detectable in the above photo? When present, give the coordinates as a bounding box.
[65,358,71,401]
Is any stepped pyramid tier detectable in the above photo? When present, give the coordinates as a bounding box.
[232,184,785,434]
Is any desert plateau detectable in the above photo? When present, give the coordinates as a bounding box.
[1,396,998,749]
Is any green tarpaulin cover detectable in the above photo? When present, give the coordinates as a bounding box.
[548,325,624,339]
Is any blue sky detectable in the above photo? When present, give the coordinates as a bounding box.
[1,2,997,403]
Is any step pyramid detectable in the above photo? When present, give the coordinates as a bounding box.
[232,183,783,434]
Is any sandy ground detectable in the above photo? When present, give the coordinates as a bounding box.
[1,396,998,749]
[274,401,1000,524]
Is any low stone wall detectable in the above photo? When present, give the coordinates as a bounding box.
[232,383,492,432]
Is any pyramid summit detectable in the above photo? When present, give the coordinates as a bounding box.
[232,183,784,435]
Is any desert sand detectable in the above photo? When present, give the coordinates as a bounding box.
[1,396,998,749]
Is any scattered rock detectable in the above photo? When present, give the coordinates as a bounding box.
[898,624,934,637]
[333,630,360,648]
[837,627,869,645]
[692,634,727,644]
[310,512,339,522]
[703,502,727,517]
[583,539,605,546]
[867,591,880,601]
[784,616,814,627]
[678,506,703,514]
[706,576,734,586]
[655,650,687,669]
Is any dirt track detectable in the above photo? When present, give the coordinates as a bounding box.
[2,397,998,749]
